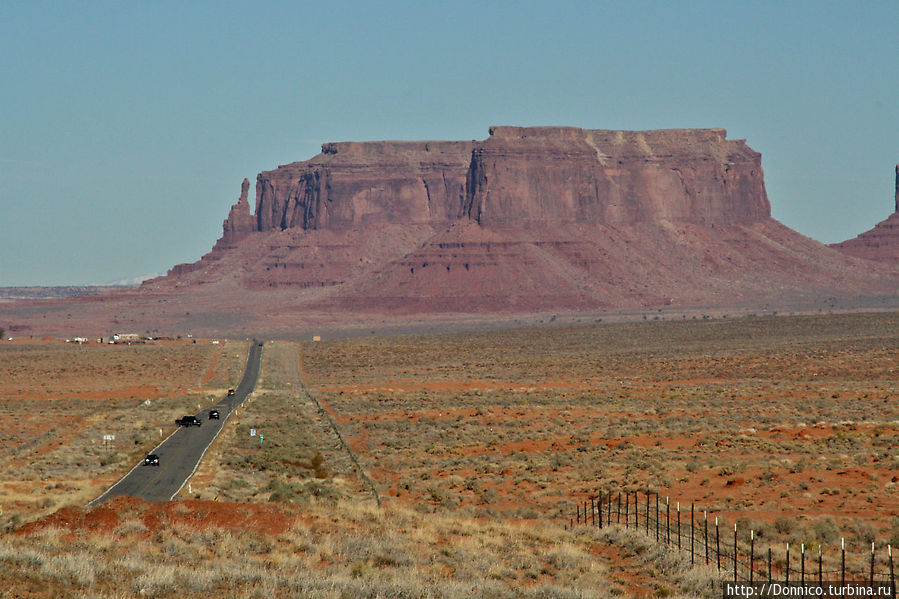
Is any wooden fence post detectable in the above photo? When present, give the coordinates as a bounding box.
[690,503,695,565]
[655,493,659,542]
[617,492,621,525]
[888,545,894,599]
[625,492,630,529]
[801,543,805,587]
[870,542,875,588]
[576,504,581,526]
[733,523,738,584]
[634,492,638,529]
[841,538,846,589]
[590,497,595,527]
[645,492,649,535]
[666,497,670,545]
[716,516,721,571]
[677,502,681,551]
[786,543,790,584]
[750,530,755,584]
[608,490,612,527]
[598,491,603,529]
[704,511,709,566]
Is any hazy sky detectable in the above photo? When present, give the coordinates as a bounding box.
[2,1,897,286]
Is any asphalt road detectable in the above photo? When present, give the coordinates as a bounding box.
[89,340,264,505]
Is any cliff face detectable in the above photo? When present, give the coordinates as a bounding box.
[466,127,769,226]
[220,127,770,236]
[829,165,899,265]
[251,141,475,231]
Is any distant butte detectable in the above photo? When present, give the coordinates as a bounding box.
[828,165,899,265]
[4,126,899,337]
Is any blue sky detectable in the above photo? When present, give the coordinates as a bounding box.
[2,1,897,286]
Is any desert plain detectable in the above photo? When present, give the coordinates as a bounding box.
[1,311,897,598]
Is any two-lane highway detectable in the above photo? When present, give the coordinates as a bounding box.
[89,340,264,505]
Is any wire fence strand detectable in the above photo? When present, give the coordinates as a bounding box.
[569,488,897,595]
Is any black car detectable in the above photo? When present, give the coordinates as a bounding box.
[209,409,220,420]
[144,454,160,466]
[175,415,202,427]
[227,389,235,396]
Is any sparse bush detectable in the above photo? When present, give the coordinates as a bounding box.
[889,517,899,547]
[810,518,840,544]
[774,517,794,535]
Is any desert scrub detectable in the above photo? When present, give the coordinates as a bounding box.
[591,525,724,598]
[267,477,342,504]
[0,497,626,597]
[296,318,899,538]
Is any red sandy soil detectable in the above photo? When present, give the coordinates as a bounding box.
[310,368,898,535]
[14,496,295,538]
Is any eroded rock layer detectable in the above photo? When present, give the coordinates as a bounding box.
[220,126,770,237]
[466,127,769,226]
[252,141,475,232]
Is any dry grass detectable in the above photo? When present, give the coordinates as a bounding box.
[1,497,631,598]
[296,313,898,549]
[2,312,898,597]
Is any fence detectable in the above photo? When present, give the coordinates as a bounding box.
[570,489,896,595]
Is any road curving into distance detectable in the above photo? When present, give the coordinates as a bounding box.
[89,340,264,505]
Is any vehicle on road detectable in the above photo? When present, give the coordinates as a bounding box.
[143,454,159,466]
[175,415,202,427]
[227,389,235,396]
[209,409,220,419]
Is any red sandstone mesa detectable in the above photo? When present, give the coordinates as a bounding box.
[220,126,769,238]
[4,126,898,337]
[148,126,898,320]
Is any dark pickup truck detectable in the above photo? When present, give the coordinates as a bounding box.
[175,415,202,427]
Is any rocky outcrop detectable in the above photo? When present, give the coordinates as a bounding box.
[829,165,899,264]
[466,127,769,226]
[220,126,770,238]
[220,178,256,246]
[250,141,475,232]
